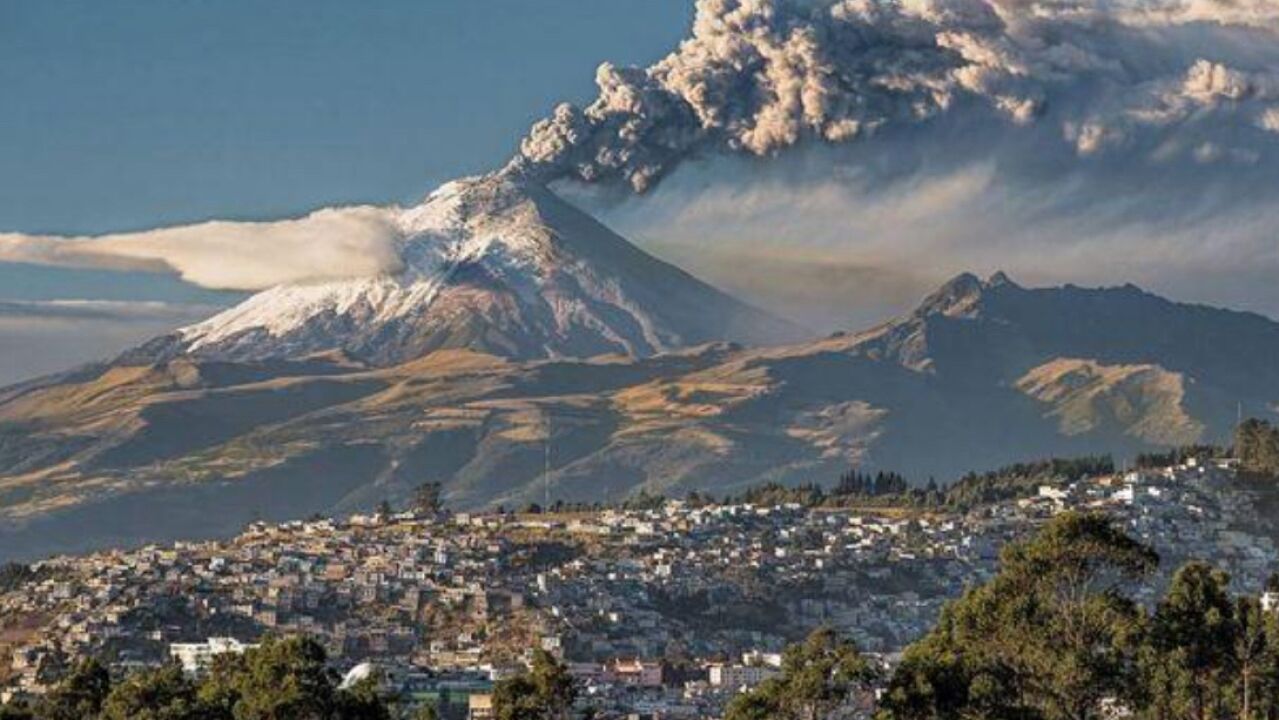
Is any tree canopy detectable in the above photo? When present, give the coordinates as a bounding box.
[1,637,392,720]
[492,650,576,720]
[1237,419,1279,477]
[881,512,1157,720]
[726,628,875,720]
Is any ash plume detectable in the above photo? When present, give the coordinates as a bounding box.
[507,0,1279,192]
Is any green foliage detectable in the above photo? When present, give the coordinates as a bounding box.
[492,650,576,720]
[620,490,666,512]
[1237,418,1279,476]
[735,482,827,508]
[726,628,873,720]
[683,490,716,508]
[881,512,1156,720]
[412,482,444,515]
[0,563,38,593]
[35,658,111,720]
[0,701,34,720]
[1141,563,1237,720]
[723,688,780,720]
[939,456,1115,511]
[882,513,1279,720]
[1133,445,1227,470]
[333,676,391,720]
[99,664,201,720]
[835,470,910,498]
[200,636,340,719]
[0,636,394,720]
[728,456,1114,512]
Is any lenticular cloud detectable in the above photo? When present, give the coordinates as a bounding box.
[0,207,403,291]
[508,0,1279,192]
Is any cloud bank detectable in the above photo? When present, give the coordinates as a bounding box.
[0,300,221,386]
[0,207,403,291]
[589,124,1279,329]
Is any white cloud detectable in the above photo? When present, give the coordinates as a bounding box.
[0,206,404,291]
[1259,106,1279,132]
[0,299,221,324]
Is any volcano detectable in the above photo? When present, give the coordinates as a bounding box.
[128,175,804,367]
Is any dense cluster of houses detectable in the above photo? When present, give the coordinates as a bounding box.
[2,458,1275,717]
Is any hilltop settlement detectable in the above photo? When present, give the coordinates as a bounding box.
[3,454,1278,718]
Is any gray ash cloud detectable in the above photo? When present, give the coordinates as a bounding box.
[507,0,1279,192]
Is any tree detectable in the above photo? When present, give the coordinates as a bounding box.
[100,664,203,720]
[1147,563,1237,720]
[1233,596,1269,720]
[724,684,782,720]
[334,675,391,720]
[492,650,576,720]
[1236,419,1279,476]
[0,563,36,593]
[726,628,874,720]
[0,635,404,720]
[782,628,875,720]
[35,657,111,720]
[0,702,35,720]
[412,482,444,515]
[199,636,337,720]
[1254,609,1279,720]
[493,675,542,720]
[881,512,1157,720]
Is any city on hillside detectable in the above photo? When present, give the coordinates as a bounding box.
[5,452,1279,718]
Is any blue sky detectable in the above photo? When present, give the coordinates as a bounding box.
[0,1,689,238]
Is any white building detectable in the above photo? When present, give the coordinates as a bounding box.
[1262,591,1279,613]
[708,663,779,689]
[170,637,257,676]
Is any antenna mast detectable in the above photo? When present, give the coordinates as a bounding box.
[544,410,552,508]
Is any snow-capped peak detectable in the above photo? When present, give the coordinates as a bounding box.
[161,174,802,366]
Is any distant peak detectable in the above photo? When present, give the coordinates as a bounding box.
[945,271,983,291]
[915,272,986,318]
[913,271,1022,318]
[986,270,1015,287]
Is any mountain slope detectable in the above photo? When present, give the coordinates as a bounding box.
[129,176,803,366]
[4,273,1279,560]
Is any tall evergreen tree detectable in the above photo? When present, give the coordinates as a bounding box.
[1148,563,1237,720]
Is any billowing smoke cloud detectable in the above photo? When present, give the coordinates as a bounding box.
[0,206,403,291]
[508,0,1279,192]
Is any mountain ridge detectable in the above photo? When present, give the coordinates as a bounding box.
[4,270,1278,560]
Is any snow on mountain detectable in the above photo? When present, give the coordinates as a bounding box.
[138,175,804,365]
